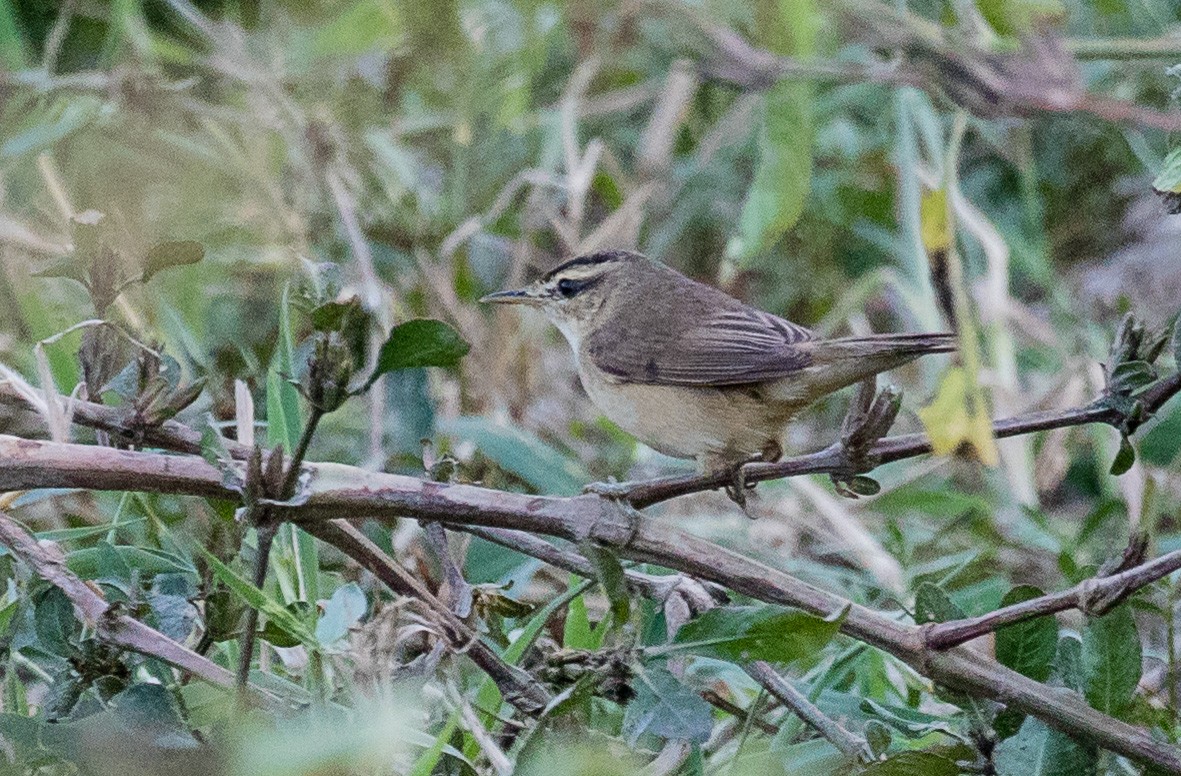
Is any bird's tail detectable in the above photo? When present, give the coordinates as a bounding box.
[774,332,955,404]
[820,332,957,362]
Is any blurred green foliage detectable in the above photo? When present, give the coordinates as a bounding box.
[0,0,1180,774]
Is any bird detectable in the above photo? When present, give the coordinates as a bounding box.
[482,249,953,492]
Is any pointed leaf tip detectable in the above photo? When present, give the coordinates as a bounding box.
[143,241,205,282]
[366,319,470,388]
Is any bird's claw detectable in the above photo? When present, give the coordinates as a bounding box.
[583,478,635,499]
[723,462,759,515]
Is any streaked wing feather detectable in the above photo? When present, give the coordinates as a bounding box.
[587,306,815,386]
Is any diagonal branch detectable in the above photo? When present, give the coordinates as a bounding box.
[926,546,1181,650]
[0,509,283,710]
[303,519,552,715]
[745,661,871,762]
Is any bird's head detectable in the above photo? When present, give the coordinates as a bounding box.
[480,250,648,347]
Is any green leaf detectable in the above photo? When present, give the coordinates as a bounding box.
[846,476,881,497]
[622,665,713,744]
[33,255,89,285]
[732,79,813,261]
[32,519,145,545]
[296,0,402,63]
[365,319,469,388]
[111,683,195,742]
[442,416,590,495]
[1152,146,1181,198]
[913,582,966,625]
[977,0,1065,36]
[315,582,367,645]
[267,285,303,450]
[0,0,29,69]
[864,719,892,759]
[310,296,364,333]
[857,698,958,740]
[1051,634,1084,694]
[1109,360,1156,395]
[33,587,78,657]
[141,241,204,282]
[994,716,1097,776]
[260,601,315,648]
[196,545,318,647]
[200,414,233,467]
[994,586,1057,682]
[0,96,103,159]
[0,599,18,641]
[1172,311,1181,366]
[66,544,194,579]
[665,605,843,664]
[563,590,597,650]
[729,0,818,262]
[1081,604,1141,717]
[581,542,630,628]
[408,710,460,776]
[147,574,196,642]
[859,751,960,775]
[1110,435,1135,476]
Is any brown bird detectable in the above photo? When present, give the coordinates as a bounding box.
[483,250,952,485]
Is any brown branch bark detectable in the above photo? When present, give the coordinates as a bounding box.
[926,548,1181,650]
[0,509,282,710]
[1,434,1180,772]
[745,661,870,761]
[302,519,552,715]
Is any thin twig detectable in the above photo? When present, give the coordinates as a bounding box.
[423,521,474,618]
[745,661,870,761]
[235,523,277,693]
[700,689,779,735]
[236,406,324,692]
[926,548,1181,650]
[302,519,552,715]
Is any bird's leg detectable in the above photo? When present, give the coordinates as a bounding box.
[721,441,783,513]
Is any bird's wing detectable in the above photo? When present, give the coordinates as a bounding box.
[586,305,816,386]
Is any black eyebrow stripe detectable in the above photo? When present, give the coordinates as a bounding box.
[542,250,631,281]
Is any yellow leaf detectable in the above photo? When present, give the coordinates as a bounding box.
[918,367,999,466]
[920,188,951,253]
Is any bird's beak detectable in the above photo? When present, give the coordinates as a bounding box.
[479,287,544,306]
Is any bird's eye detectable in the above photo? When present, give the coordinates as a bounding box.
[556,278,581,298]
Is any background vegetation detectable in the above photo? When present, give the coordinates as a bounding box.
[1,0,1181,773]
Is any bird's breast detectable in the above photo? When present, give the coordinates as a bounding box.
[575,361,796,462]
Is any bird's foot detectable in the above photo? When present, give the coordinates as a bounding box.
[583,477,635,500]
[829,379,901,498]
[720,442,782,515]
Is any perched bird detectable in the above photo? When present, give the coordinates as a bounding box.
[482,250,953,484]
